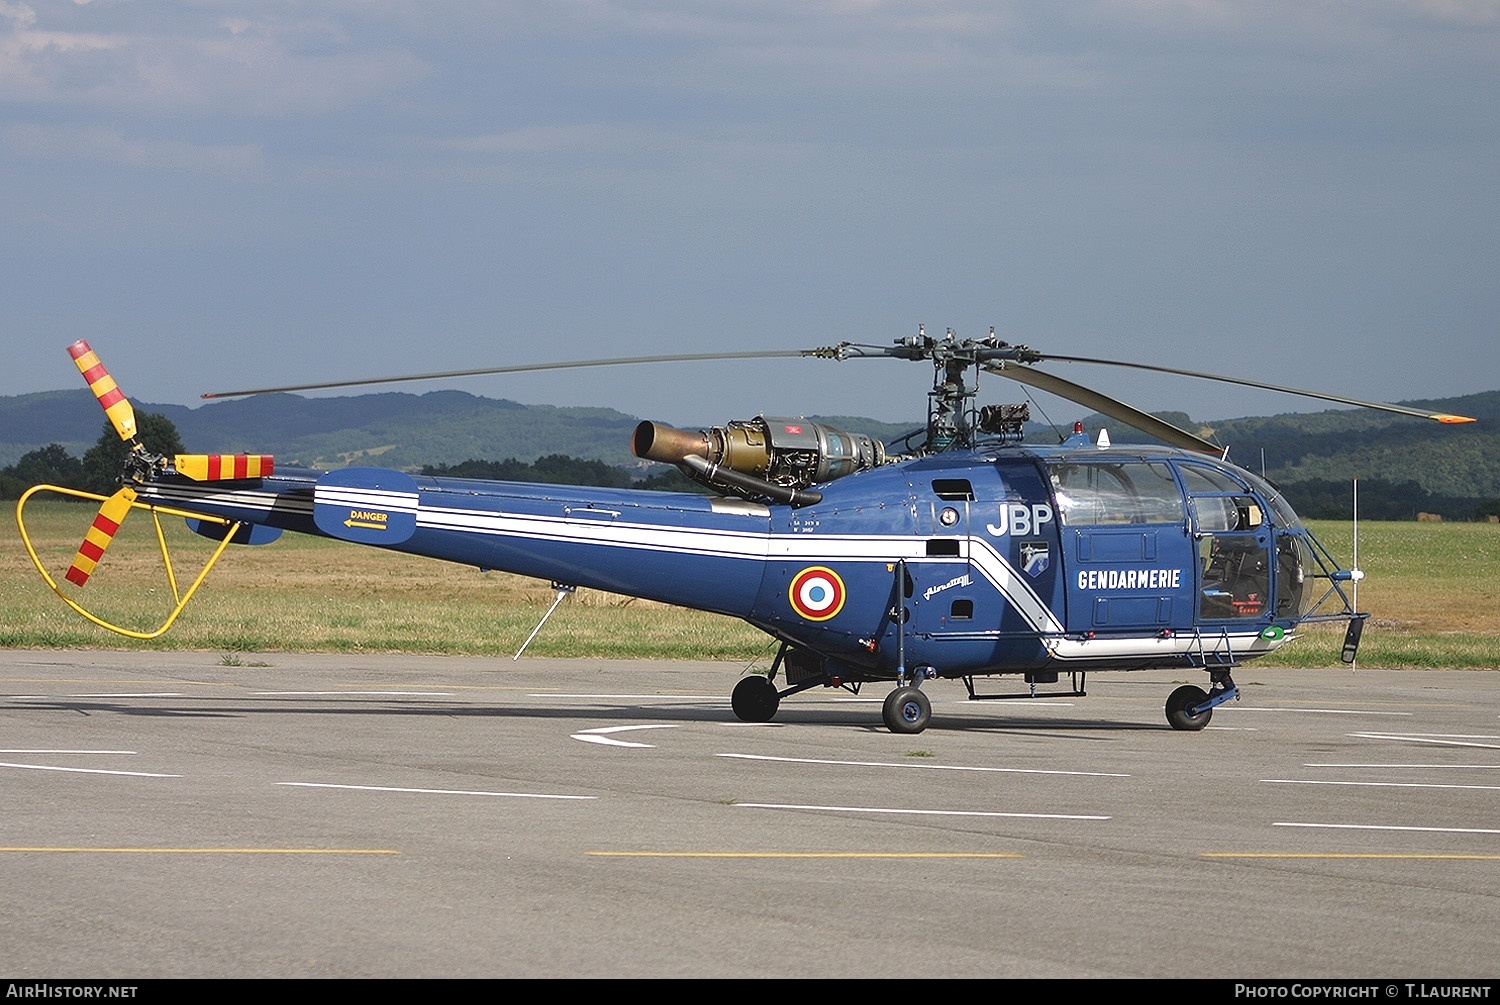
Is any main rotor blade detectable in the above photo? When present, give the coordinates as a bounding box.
[984,363,1223,455]
[201,351,810,399]
[1040,354,1476,424]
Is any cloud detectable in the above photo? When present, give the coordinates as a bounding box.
[0,5,428,116]
[0,2,1494,418]
[3,122,266,179]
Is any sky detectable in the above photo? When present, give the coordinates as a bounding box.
[2,1,1497,433]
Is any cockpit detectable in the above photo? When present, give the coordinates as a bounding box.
[1044,452,1312,623]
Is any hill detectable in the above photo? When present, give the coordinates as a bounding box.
[0,389,937,474]
[2,386,1494,517]
[1064,391,1499,519]
[0,388,648,471]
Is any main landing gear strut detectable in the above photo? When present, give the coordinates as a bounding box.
[731,669,938,734]
[730,646,942,735]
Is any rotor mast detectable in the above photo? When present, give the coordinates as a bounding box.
[807,326,1040,452]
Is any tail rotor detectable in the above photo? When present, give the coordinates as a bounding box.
[56,341,276,587]
[62,341,152,587]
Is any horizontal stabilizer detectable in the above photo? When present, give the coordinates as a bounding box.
[175,454,275,481]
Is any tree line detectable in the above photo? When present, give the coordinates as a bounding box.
[0,412,702,499]
[418,456,706,493]
[1,413,185,499]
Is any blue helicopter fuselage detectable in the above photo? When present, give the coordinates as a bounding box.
[138,439,1323,683]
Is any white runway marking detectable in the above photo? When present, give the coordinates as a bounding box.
[278,781,595,800]
[253,691,456,697]
[1275,821,1500,835]
[0,761,179,778]
[1349,732,1500,750]
[720,752,1128,777]
[737,802,1109,820]
[1263,778,1500,792]
[65,692,186,698]
[539,693,724,701]
[572,724,682,747]
[0,749,136,755]
[1231,707,1413,717]
[1307,762,1500,769]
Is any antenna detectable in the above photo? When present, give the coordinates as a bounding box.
[1337,475,1367,668]
[1352,474,1359,594]
[1351,477,1360,670]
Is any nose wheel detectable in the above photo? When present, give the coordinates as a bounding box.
[882,685,931,734]
[1165,684,1212,731]
[1165,672,1238,731]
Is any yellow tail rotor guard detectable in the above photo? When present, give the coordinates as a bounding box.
[16,484,245,640]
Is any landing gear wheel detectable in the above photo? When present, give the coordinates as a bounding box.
[731,675,780,723]
[1166,684,1212,731]
[883,686,931,734]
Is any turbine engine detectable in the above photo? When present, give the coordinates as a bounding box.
[633,416,886,507]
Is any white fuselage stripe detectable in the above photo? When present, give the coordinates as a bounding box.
[317,486,419,513]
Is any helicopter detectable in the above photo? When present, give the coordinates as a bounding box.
[15,329,1476,734]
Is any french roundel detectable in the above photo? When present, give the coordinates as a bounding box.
[789,566,847,621]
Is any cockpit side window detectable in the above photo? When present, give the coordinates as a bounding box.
[1179,464,1264,532]
[1189,495,1263,533]
[1178,461,1277,619]
[1048,461,1185,526]
[1240,469,1305,531]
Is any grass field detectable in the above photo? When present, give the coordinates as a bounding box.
[4,497,1498,669]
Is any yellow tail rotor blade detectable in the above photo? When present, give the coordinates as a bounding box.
[65,487,137,587]
[67,340,138,442]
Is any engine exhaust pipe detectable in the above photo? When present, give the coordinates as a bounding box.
[632,421,714,467]
[633,420,822,507]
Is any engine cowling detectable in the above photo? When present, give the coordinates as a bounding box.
[633,416,886,506]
